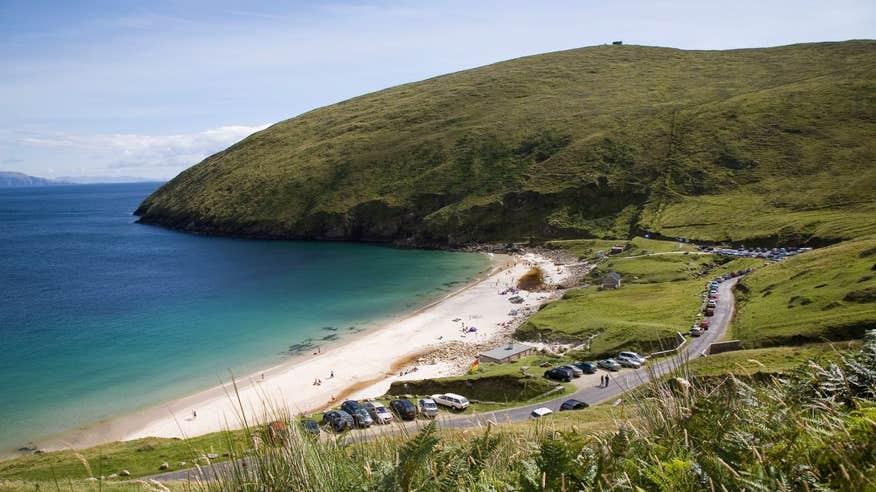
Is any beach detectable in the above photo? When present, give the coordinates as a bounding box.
[39,252,574,451]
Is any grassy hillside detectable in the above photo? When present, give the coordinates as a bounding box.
[733,237,876,348]
[136,41,876,246]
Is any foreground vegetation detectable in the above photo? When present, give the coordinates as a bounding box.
[136,41,876,246]
[733,236,876,348]
[9,330,871,491]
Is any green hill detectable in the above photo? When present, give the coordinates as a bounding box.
[732,236,876,348]
[135,41,876,246]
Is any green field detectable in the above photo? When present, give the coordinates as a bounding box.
[517,257,758,357]
[733,237,876,348]
[135,41,876,247]
[687,341,861,377]
[597,253,724,284]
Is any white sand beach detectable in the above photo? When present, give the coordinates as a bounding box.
[41,252,573,450]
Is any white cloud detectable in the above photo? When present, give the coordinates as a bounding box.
[8,124,269,177]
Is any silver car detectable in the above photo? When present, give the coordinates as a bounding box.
[617,351,646,365]
[418,398,439,418]
[561,364,584,377]
[364,401,393,424]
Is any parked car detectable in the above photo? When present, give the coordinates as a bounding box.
[350,408,373,428]
[706,300,717,308]
[340,400,364,415]
[300,419,321,436]
[689,327,703,337]
[699,319,711,330]
[389,399,418,421]
[705,308,715,317]
[573,361,598,374]
[544,367,573,382]
[418,398,439,418]
[432,393,470,410]
[598,359,622,371]
[322,410,354,432]
[561,364,584,377]
[364,401,393,424]
[616,357,641,368]
[617,351,647,365]
[559,399,589,411]
[530,407,553,419]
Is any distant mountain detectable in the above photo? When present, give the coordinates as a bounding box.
[135,41,876,247]
[55,176,163,184]
[0,171,61,188]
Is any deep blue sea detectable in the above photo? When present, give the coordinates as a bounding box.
[0,183,489,452]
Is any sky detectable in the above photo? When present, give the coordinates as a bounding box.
[1,1,874,181]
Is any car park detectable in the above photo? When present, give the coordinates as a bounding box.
[617,351,647,365]
[689,327,703,337]
[530,407,553,419]
[418,398,439,418]
[322,410,354,432]
[598,359,622,371]
[389,398,418,421]
[300,419,320,436]
[364,401,393,424]
[432,393,470,410]
[544,367,574,382]
[559,399,589,411]
[574,361,598,374]
[561,364,584,377]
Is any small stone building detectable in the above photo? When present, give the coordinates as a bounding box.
[478,343,536,364]
[602,271,622,289]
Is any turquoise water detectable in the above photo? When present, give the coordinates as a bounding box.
[0,183,490,452]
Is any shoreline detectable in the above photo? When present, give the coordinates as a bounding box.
[18,251,574,456]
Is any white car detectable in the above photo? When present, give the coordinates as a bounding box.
[530,407,553,419]
[689,327,703,337]
[431,393,470,410]
[617,351,647,365]
[364,401,393,424]
[418,398,439,418]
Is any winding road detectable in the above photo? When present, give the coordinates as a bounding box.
[150,277,739,482]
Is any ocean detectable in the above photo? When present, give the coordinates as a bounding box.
[0,183,490,452]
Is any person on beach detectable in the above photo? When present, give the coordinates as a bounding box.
[193,410,197,418]
[330,370,334,378]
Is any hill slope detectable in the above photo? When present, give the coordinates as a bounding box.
[135,41,876,246]
[0,172,58,188]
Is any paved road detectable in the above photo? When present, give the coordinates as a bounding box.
[150,277,739,482]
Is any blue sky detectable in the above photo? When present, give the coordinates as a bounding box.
[1,1,874,180]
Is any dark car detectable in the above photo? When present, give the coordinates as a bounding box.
[559,399,589,411]
[300,419,320,436]
[705,308,715,317]
[573,361,598,374]
[322,410,354,432]
[390,398,418,421]
[544,367,573,382]
[340,400,364,415]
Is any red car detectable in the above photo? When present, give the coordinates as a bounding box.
[700,320,710,330]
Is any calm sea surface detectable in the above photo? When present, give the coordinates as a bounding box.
[0,183,489,451]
